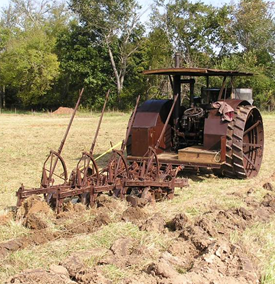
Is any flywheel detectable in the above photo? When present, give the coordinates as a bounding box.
[221,105,264,178]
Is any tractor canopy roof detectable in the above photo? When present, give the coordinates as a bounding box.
[143,67,253,77]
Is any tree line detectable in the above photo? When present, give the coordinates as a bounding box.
[0,0,274,111]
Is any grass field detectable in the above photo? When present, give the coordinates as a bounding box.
[0,111,275,283]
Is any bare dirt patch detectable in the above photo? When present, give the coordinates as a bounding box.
[6,268,76,284]
[53,107,74,115]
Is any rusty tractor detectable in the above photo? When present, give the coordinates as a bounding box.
[127,54,264,179]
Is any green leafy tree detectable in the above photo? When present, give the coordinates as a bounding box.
[70,0,145,99]
[218,0,275,110]
[0,0,69,109]
[1,28,59,107]
[233,0,275,54]
[55,21,115,109]
[151,0,234,67]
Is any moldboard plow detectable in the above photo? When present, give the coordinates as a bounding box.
[16,91,188,213]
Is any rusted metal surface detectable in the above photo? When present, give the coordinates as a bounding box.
[143,68,253,77]
[221,105,264,178]
[130,100,172,156]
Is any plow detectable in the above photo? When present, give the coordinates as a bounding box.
[16,54,264,213]
[16,89,188,213]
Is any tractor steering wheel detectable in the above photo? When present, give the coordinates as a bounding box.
[184,107,204,117]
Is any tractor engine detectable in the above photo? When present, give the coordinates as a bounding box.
[177,106,205,148]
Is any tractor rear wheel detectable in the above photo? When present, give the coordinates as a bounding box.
[221,105,264,179]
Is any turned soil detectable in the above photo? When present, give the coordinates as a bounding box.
[2,184,275,284]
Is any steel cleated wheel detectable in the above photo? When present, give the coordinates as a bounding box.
[222,105,264,179]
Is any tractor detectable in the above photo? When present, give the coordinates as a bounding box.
[127,54,264,179]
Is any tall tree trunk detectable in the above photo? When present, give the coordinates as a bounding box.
[0,86,2,112]
[108,46,121,97]
[3,85,6,108]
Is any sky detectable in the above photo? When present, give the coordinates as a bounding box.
[138,0,230,10]
[0,0,231,10]
[137,0,231,22]
[0,0,231,23]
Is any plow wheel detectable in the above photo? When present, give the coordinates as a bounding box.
[221,105,264,178]
[75,153,99,205]
[108,150,129,198]
[75,153,99,187]
[108,150,128,180]
[41,151,68,187]
[41,151,68,206]
[143,147,160,179]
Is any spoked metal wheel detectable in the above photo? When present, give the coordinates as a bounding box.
[41,150,68,187]
[222,105,264,178]
[41,150,68,206]
[74,152,99,205]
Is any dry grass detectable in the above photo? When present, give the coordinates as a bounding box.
[0,112,129,210]
[1,112,275,282]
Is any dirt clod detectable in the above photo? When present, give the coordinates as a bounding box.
[18,196,52,218]
[49,264,69,277]
[180,225,213,251]
[23,213,48,230]
[166,213,189,231]
[96,195,118,211]
[140,213,165,232]
[126,195,149,207]
[62,255,84,278]
[263,182,274,191]
[75,267,111,284]
[146,258,178,279]
[110,237,133,257]
[234,207,253,221]
[121,206,147,225]
[261,193,275,208]
[195,217,218,237]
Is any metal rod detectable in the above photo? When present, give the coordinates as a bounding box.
[155,93,179,150]
[114,95,140,178]
[58,88,84,154]
[81,90,110,184]
[47,88,84,184]
[244,121,261,136]
[90,90,110,155]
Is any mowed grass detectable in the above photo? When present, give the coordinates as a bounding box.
[0,112,275,282]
